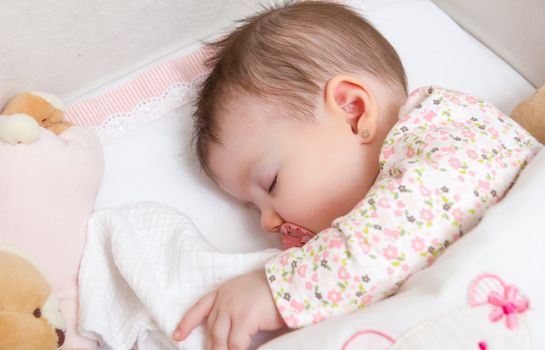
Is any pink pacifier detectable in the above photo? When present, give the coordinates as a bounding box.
[280,223,316,250]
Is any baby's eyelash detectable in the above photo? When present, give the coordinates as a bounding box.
[268,174,278,193]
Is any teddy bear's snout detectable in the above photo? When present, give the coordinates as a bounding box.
[56,328,65,347]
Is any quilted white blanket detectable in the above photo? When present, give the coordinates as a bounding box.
[80,148,545,350]
[78,203,280,350]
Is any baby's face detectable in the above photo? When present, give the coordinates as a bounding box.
[208,76,401,235]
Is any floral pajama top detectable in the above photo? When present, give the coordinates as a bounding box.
[265,86,541,328]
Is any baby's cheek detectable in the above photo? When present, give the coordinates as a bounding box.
[280,192,345,234]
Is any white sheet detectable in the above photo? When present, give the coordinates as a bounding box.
[94,0,535,253]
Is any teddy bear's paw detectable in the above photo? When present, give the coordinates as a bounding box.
[0,113,41,144]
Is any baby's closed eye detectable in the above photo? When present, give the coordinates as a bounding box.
[268,174,278,193]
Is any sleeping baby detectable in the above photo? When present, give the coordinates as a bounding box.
[172,1,540,349]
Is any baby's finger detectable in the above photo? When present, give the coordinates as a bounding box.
[173,291,217,341]
[228,318,253,350]
[210,314,231,350]
[206,307,218,335]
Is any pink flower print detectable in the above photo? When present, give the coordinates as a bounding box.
[329,237,343,249]
[290,299,305,313]
[378,197,391,208]
[452,208,463,222]
[411,237,425,252]
[463,130,475,139]
[479,180,490,191]
[466,95,478,104]
[449,157,462,169]
[338,266,351,280]
[394,209,403,217]
[382,244,398,260]
[489,128,499,137]
[284,315,300,328]
[311,273,319,283]
[448,95,461,105]
[487,285,529,329]
[358,239,371,254]
[426,256,435,266]
[297,264,308,278]
[312,312,325,324]
[383,146,395,160]
[441,146,455,153]
[384,228,400,240]
[328,289,342,304]
[406,147,415,157]
[397,201,405,208]
[280,254,289,266]
[420,184,431,197]
[361,293,373,305]
[305,281,313,290]
[420,208,435,221]
[423,110,437,122]
[425,133,437,142]
[386,182,395,191]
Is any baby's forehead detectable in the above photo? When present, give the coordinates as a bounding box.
[217,96,297,133]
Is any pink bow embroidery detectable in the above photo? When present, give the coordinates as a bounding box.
[468,274,530,330]
[487,284,529,329]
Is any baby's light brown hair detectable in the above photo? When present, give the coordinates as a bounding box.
[193,1,407,178]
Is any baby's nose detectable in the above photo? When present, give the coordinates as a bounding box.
[261,209,284,234]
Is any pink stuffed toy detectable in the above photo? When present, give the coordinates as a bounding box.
[0,94,104,349]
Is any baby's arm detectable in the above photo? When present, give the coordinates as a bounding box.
[265,92,538,328]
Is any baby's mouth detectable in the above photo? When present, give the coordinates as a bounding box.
[280,223,316,250]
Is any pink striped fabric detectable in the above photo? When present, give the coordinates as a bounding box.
[65,47,211,126]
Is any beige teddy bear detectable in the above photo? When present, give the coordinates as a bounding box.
[0,246,66,350]
[511,85,545,145]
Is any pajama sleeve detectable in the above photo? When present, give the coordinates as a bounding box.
[264,86,540,328]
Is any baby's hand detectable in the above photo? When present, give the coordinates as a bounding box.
[173,270,286,350]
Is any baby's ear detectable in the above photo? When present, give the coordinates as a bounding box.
[325,75,378,143]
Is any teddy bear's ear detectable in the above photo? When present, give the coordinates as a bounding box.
[3,92,64,127]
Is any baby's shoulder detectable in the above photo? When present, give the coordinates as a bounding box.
[399,86,497,120]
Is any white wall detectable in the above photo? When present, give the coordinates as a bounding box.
[0,0,265,107]
[432,0,545,88]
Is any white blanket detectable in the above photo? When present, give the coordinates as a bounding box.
[78,203,280,349]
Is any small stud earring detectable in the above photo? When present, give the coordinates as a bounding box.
[361,130,370,139]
